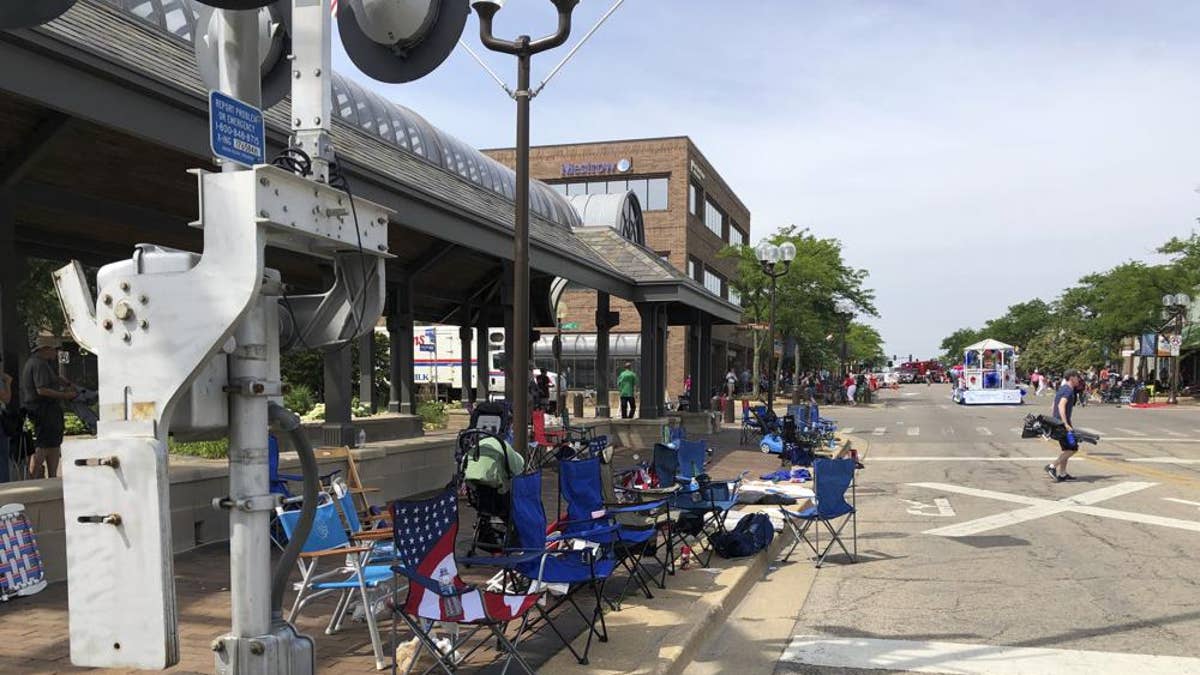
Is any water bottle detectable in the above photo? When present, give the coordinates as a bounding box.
[438,568,463,620]
[356,428,367,448]
[689,475,700,503]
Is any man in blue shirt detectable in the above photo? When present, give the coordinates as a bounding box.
[1046,369,1082,482]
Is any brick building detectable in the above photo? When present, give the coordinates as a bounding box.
[484,136,752,402]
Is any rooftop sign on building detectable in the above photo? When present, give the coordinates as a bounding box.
[562,158,632,177]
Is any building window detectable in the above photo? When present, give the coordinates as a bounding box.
[646,177,668,210]
[549,176,668,211]
[730,224,746,247]
[703,267,723,296]
[687,258,696,280]
[689,181,702,215]
[728,288,741,306]
[704,197,724,239]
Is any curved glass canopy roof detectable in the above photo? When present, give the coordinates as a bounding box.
[97,0,581,229]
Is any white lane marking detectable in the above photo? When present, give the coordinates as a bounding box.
[1128,457,1200,464]
[878,456,1076,462]
[910,481,1200,537]
[907,427,920,436]
[872,427,886,436]
[1106,437,1200,443]
[902,498,956,517]
[1164,497,1200,508]
[840,427,855,434]
[780,635,1200,674]
[975,427,992,436]
[1112,427,1146,436]
[1162,429,1186,437]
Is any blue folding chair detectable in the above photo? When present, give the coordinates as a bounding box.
[559,456,671,609]
[277,496,392,669]
[510,470,617,665]
[330,478,397,565]
[669,439,748,567]
[779,458,857,567]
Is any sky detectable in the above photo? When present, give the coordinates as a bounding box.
[332,1,1200,360]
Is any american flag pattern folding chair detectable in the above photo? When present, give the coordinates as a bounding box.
[0,503,47,601]
[389,487,545,675]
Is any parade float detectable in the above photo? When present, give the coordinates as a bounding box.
[953,338,1023,405]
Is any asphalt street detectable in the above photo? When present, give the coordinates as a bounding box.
[775,384,1200,675]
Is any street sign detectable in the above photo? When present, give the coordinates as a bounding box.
[560,322,579,330]
[208,90,265,168]
[1170,335,1182,356]
[419,344,436,352]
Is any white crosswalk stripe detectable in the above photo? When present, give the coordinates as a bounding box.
[1113,427,1146,436]
[976,427,992,436]
[781,635,1200,674]
[873,427,886,436]
[907,427,920,436]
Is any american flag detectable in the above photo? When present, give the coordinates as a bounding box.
[330,0,338,19]
[391,489,539,623]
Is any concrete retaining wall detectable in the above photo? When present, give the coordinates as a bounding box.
[0,436,456,583]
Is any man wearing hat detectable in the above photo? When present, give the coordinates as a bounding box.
[20,336,77,479]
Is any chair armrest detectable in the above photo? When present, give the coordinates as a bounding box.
[352,529,393,541]
[299,545,373,559]
[604,500,667,513]
[458,551,546,569]
[390,565,477,597]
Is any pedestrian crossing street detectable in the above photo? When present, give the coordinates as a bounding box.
[839,424,1200,440]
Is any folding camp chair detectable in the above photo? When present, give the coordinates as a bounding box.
[779,457,857,568]
[604,442,679,581]
[330,478,397,564]
[669,439,748,567]
[277,495,393,669]
[388,487,546,675]
[509,470,617,665]
[559,455,669,609]
[0,503,47,601]
[740,401,764,445]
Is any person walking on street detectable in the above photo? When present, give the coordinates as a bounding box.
[21,336,77,479]
[725,368,737,401]
[1046,369,1083,482]
[617,362,638,419]
[844,373,857,406]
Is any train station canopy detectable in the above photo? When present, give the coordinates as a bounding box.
[0,0,741,332]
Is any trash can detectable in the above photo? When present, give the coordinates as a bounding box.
[573,393,584,419]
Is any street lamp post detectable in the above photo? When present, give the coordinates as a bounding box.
[1162,293,1192,405]
[755,241,796,411]
[834,298,855,396]
[472,0,578,456]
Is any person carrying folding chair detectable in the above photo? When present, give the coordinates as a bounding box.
[779,457,858,568]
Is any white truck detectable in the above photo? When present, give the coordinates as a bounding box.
[408,324,558,402]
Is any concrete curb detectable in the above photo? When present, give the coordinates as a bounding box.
[654,532,790,675]
[540,516,791,675]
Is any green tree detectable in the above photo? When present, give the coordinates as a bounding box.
[18,258,71,340]
[723,225,880,387]
[939,327,982,363]
[846,322,886,369]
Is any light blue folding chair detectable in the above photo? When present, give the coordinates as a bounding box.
[277,495,392,669]
[779,457,857,567]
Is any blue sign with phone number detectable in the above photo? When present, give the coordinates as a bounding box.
[209,90,265,167]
